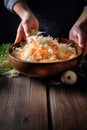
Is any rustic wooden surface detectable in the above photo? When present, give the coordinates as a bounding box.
[49,87,87,130]
[0,76,48,130]
[0,74,87,130]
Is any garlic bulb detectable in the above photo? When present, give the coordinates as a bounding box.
[61,70,77,85]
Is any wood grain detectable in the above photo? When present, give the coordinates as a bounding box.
[0,76,48,130]
[0,75,87,130]
[49,87,87,130]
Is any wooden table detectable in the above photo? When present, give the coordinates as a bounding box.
[0,69,87,130]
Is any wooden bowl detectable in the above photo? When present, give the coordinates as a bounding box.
[8,38,83,78]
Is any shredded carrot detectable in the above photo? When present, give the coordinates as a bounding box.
[13,34,77,62]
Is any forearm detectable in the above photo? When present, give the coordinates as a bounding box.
[13,1,33,20]
[74,8,87,30]
[4,0,23,12]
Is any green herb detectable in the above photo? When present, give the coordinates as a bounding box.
[0,43,19,77]
[0,43,12,73]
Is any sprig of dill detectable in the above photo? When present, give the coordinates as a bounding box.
[0,43,19,77]
[0,43,10,58]
[0,43,12,73]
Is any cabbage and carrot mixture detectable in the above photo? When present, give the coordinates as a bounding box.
[13,34,77,62]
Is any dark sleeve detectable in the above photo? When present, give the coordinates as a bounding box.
[4,0,26,12]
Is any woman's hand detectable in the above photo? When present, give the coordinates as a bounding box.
[13,1,39,43]
[15,13,39,43]
[69,8,87,56]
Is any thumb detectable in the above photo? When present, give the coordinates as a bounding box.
[23,24,31,38]
[77,34,85,48]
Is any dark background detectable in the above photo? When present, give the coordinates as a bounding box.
[0,1,20,43]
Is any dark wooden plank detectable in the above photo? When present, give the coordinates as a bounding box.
[49,87,87,130]
[0,76,48,130]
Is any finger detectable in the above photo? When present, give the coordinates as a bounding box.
[14,33,22,44]
[23,19,39,38]
[14,25,26,43]
[77,32,86,48]
[23,23,31,38]
[83,41,87,56]
[69,33,78,43]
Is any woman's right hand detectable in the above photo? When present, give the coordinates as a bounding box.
[13,1,39,43]
[15,12,39,43]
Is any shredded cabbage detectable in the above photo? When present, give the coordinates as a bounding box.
[2,69,19,78]
[13,33,77,62]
